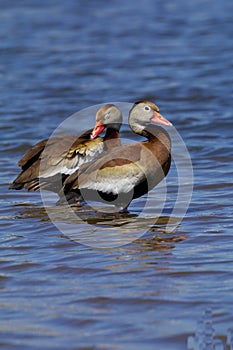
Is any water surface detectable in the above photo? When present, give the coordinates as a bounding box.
[1,0,233,349]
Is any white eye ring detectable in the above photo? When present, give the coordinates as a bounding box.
[104,112,110,120]
[144,106,151,111]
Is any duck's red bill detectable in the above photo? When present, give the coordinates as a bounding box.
[151,111,172,126]
[91,124,105,139]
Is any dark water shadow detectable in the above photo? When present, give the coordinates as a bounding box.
[14,202,185,248]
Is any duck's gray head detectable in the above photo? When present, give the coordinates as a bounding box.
[91,104,123,139]
[129,100,172,133]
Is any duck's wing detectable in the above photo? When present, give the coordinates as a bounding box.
[64,144,146,195]
[10,130,104,192]
[18,139,49,170]
[64,141,170,197]
[39,133,104,177]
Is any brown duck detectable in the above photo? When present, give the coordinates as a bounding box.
[9,104,122,195]
[62,101,172,212]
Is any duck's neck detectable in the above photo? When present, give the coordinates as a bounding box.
[104,127,121,149]
[130,121,171,150]
[129,119,157,140]
[129,121,146,137]
[129,112,149,138]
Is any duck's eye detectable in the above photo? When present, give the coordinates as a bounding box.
[104,112,110,120]
[144,106,151,111]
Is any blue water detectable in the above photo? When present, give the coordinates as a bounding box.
[1,0,233,349]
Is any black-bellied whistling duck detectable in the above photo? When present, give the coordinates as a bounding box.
[9,104,122,195]
[62,101,172,212]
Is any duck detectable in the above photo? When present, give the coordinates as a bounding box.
[62,100,172,212]
[9,104,122,195]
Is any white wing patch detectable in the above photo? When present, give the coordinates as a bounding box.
[79,163,146,194]
[40,140,104,178]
